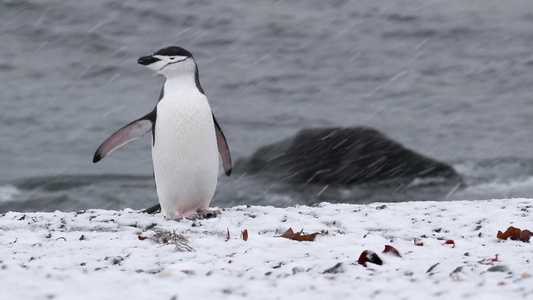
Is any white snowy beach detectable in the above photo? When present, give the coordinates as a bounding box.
[1,199,532,300]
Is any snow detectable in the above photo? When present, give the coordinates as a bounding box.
[1,199,532,300]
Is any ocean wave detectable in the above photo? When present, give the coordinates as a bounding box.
[0,174,157,213]
[0,185,20,202]
[457,176,533,200]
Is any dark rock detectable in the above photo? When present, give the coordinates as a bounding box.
[238,127,461,185]
[487,265,510,272]
[323,262,344,274]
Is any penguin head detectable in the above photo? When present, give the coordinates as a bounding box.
[137,46,196,76]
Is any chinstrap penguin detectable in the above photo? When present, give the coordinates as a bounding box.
[93,46,232,219]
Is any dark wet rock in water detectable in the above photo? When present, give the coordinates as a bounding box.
[237,127,462,185]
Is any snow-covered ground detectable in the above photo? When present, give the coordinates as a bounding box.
[1,199,532,300]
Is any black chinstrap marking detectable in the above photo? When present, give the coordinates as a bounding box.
[158,57,188,72]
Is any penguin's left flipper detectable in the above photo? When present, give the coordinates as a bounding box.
[143,203,161,214]
[213,113,232,176]
[93,109,156,163]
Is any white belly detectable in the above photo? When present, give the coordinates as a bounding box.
[152,92,219,219]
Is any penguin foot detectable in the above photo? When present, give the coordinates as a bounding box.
[173,212,198,220]
[173,210,220,221]
[196,209,220,220]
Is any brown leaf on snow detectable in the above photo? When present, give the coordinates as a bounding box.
[358,250,383,266]
[497,226,532,242]
[382,245,401,257]
[414,238,424,246]
[444,240,455,247]
[138,235,148,240]
[241,229,248,241]
[279,228,322,242]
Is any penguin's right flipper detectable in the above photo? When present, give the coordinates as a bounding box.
[212,114,232,176]
[143,203,161,214]
[93,109,156,163]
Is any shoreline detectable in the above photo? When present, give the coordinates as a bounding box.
[1,199,532,299]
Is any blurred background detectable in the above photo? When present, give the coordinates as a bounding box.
[2,0,533,212]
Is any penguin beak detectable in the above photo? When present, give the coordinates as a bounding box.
[138,55,161,66]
